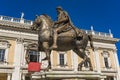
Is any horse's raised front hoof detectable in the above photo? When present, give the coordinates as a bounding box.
[42,57,48,61]
[49,45,57,49]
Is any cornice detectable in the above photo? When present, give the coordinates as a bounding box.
[0,29,38,41]
[0,19,37,34]
[0,20,31,29]
[93,35,119,44]
[93,42,116,50]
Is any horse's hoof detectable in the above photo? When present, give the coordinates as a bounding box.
[42,57,48,61]
[45,68,49,71]
[45,69,49,71]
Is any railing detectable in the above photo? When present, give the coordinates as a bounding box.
[94,31,112,37]
[83,30,113,38]
[0,15,33,25]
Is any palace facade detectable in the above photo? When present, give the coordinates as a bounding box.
[0,15,119,80]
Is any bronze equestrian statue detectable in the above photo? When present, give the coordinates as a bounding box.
[31,6,94,71]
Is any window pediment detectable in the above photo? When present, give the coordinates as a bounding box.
[0,40,11,49]
[101,51,110,57]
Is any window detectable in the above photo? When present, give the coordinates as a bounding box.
[59,54,65,66]
[102,51,111,68]
[0,49,5,62]
[29,50,39,62]
[84,61,89,68]
[104,57,109,68]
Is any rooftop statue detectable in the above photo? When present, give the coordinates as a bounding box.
[31,6,94,71]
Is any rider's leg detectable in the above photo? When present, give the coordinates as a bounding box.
[50,30,58,49]
[50,25,68,49]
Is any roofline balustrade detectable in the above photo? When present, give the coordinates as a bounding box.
[0,15,33,25]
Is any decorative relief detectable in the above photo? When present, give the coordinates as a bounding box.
[16,38,24,44]
[0,40,11,48]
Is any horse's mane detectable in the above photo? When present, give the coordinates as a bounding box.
[42,14,53,26]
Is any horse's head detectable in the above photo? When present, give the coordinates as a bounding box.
[31,14,53,31]
[31,15,42,30]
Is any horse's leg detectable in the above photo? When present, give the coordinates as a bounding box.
[45,50,51,71]
[42,42,49,60]
[42,42,51,71]
[73,48,88,71]
[86,57,93,70]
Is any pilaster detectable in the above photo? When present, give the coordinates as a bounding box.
[113,49,120,80]
[94,48,101,73]
[51,51,53,68]
[11,38,24,80]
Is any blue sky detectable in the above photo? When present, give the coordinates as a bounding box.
[0,0,120,64]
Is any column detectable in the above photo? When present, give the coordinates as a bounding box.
[7,74,11,80]
[113,49,120,80]
[11,38,24,80]
[94,48,101,73]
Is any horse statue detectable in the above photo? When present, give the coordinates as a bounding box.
[31,14,94,71]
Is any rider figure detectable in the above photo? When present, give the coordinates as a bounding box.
[50,6,74,49]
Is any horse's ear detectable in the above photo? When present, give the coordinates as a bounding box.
[36,15,39,17]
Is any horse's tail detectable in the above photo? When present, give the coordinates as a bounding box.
[88,35,94,51]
